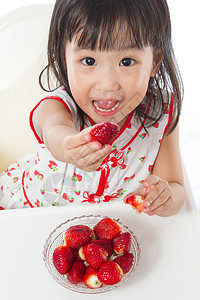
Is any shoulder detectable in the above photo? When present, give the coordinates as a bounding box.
[45,86,78,115]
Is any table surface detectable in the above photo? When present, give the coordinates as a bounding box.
[0,186,200,300]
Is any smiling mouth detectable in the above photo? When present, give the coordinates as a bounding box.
[93,100,121,112]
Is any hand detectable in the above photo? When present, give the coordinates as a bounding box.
[62,128,112,172]
[124,174,175,217]
[142,175,174,216]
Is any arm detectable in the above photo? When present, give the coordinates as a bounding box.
[144,123,185,216]
[37,100,112,171]
[124,123,185,217]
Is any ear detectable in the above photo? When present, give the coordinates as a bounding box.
[150,48,163,77]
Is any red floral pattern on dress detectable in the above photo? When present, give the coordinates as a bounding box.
[148,165,153,172]
[124,174,135,182]
[72,173,82,182]
[48,160,58,171]
[34,170,44,180]
[62,193,74,203]
[81,192,101,204]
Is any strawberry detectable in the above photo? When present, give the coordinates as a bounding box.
[67,260,86,284]
[126,195,145,214]
[89,122,119,145]
[97,261,123,285]
[79,239,113,260]
[78,244,88,261]
[90,239,113,257]
[84,266,103,289]
[114,253,134,274]
[52,245,73,275]
[71,248,82,261]
[113,232,131,255]
[85,243,108,269]
[93,217,122,240]
[65,225,93,249]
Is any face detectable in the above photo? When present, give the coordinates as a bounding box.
[65,38,157,128]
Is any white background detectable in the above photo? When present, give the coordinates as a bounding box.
[0,0,200,210]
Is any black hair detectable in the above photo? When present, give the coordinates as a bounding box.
[39,0,183,134]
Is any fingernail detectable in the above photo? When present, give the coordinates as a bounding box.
[84,134,91,142]
[142,181,149,188]
[93,142,101,150]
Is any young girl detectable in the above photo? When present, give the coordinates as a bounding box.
[0,0,184,216]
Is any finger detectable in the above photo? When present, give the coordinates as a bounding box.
[143,180,165,206]
[142,174,159,188]
[62,132,92,150]
[67,141,102,160]
[74,145,112,170]
[147,196,171,216]
[144,188,169,213]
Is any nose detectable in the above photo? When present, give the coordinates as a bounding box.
[94,67,120,92]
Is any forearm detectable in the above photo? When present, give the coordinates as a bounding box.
[43,125,78,162]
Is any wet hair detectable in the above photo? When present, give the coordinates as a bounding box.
[39,0,183,134]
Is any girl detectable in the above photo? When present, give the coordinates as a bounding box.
[0,0,184,216]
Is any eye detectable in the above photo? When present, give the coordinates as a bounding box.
[81,57,96,66]
[120,58,135,67]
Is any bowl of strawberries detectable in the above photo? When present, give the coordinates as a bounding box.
[43,215,140,294]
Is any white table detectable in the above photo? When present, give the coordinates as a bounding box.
[0,180,200,300]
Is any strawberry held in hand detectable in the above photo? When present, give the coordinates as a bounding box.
[126,194,145,214]
[52,245,73,275]
[89,122,119,145]
[65,225,93,249]
[93,217,122,240]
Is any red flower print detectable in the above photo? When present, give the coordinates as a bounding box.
[81,192,101,204]
[117,188,127,196]
[35,200,40,207]
[62,193,74,203]
[40,189,45,195]
[139,133,147,139]
[124,174,135,182]
[148,165,153,172]
[127,122,131,129]
[0,206,4,210]
[119,164,126,170]
[139,156,146,162]
[72,173,82,182]
[54,188,61,195]
[75,190,81,196]
[13,177,19,183]
[34,170,44,181]
[127,147,132,154]
[153,122,159,128]
[48,160,58,171]
[109,151,126,169]
[103,193,119,202]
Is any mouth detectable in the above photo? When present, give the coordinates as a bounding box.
[92,100,122,116]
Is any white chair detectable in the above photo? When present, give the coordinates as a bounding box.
[0,3,53,172]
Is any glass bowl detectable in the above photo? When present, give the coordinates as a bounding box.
[43,215,140,294]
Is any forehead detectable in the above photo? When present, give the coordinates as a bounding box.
[66,37,153,61]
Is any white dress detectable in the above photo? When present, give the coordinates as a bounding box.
[0,87,173,209]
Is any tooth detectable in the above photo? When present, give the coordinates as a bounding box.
[94,100,120,112]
